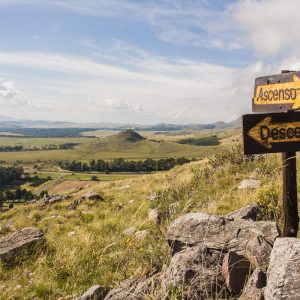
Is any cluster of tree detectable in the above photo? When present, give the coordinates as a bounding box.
[0,188,34,202]
[59,157,192,173]
[177,136,220,146]
[0,166,23,189]
[0,127,98,137]
[0,143,78,152]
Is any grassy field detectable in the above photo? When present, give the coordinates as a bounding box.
[0,129,228,163]
[22,171,141,196]
[0,144,290,299]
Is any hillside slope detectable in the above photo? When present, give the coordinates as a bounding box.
[0,145,284,299]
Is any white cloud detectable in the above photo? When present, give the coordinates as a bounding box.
[104,97,130,110]
[0,79,17,98]
[228,0,300,56]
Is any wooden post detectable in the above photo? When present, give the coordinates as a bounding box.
[281,69,299,237]
[282,152,299,236]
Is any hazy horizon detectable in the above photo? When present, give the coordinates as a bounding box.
[1,1,300,124]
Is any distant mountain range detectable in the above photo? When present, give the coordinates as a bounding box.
[0,114,241,131]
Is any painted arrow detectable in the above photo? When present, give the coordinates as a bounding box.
[247,116,300,149]
[253,74,300,110]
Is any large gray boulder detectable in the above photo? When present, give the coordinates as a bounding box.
[264,238,300,300]
[0,227,45,264]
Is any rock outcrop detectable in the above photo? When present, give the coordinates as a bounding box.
[239,268,266,300]
[0,227,45,264]
[105,205,280,299]
[84,191,103,201]
[264,238,300,300]
[44,194,62,204]
[75,285,104,300]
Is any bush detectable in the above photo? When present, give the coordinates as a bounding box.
[256,183,282,223]
[209,144,255,168]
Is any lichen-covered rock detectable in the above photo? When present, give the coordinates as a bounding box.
[0,227,45,264]
[166,212,223,253]
[264,238,300,300]
[167,211,279,268]
[74,285,104,300]
[160,245,227,299]
[239,268,266,300]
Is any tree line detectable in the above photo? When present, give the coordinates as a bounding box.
[59,157,192,173]
[0,143,78,152]
[0,188,34,203]
[177,136,220,146]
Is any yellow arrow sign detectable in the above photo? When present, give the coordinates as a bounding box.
[248,116,300,149]
[253,75,300,110]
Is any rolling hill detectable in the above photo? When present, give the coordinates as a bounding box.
[77,130,221,160]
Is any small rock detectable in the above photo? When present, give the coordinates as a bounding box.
[120,185,131,190]
[168,202,179,218]
[238,179,260,189]
[264,238,300,300]
[148,209,161,224]
[123,226,136,236]
[134,230,148,240]
[15,284,22,290]
[222,251,251,295]
[146,192,157,201]
[67,231,76,237]
[128,200,134,204]
[74,285,104,300]
[117,203,125,210]
[84,191,103,201]
[43,215,57,220]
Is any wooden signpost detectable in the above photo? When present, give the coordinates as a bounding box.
[243,70,299,237]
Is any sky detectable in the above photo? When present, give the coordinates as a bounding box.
[1,0,300,124]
